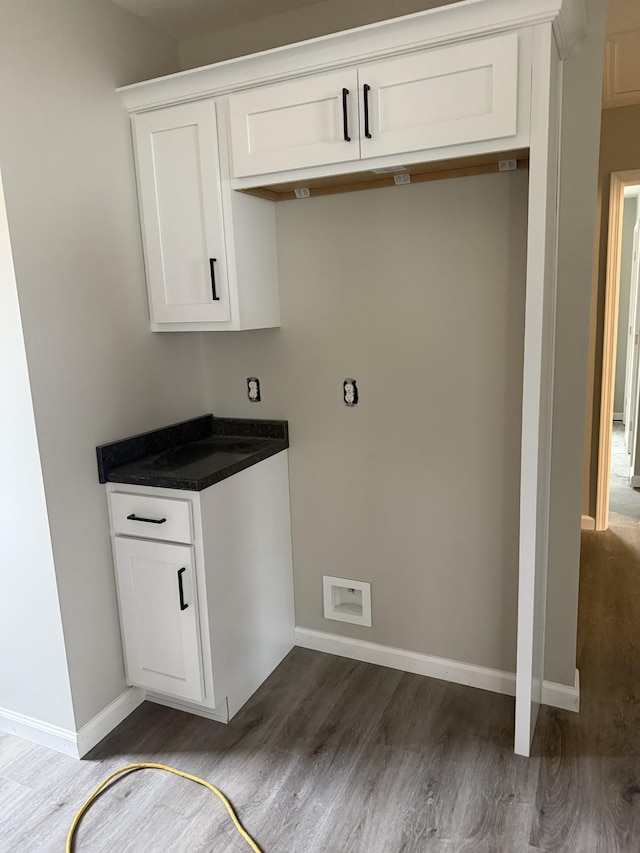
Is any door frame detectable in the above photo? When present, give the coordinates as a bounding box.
[595,169,640,530]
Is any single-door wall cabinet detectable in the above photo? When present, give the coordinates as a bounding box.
[118,0,587,756]
[133,100,280,331]
[108,452,295,722]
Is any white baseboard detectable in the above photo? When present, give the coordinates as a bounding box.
[76,687,145,757]
[295,628,580,712]
[581,515,596,530]
[0,706,78,757]
[0,686,145,759]
[541,669,580,712]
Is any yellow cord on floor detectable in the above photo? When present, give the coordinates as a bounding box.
[66,762,263,853]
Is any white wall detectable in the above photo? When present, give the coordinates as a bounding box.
[613,198,637,416]
[179,0,460,69]
[0,169,75,731]
[0,0,207,729]
[203,173,528,673]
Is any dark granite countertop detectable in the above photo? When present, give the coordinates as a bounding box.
[96,415,288,491]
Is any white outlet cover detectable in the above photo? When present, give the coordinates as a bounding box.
[323,575,372,627]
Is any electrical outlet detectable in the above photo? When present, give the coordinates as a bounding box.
[247,377,261,402]
[343,378,358,406]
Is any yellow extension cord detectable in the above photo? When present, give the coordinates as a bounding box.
[66,762,262,853]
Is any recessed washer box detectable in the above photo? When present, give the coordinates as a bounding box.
[323,576,372,627]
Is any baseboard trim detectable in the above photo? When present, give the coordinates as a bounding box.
[1,686,146,759]
[295,628,580,712]
[0,706,78,758]
[581,515,596,530]
[541,669,580,712]
[631,475,640,489]
[614,412,624,421]
[76,687,145,757]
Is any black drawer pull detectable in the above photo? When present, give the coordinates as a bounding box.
[177,567,188,611]
[363,83,372,139]
[126,513,167,525]
[210,258,220,301]
[342,88,351,142]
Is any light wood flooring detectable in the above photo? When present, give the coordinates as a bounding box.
[2,525,640,852]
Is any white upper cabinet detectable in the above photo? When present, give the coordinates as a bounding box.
[133,100,280,331]
[229,68,360,177]
[228,33,519,179]
[358,33,519,160]
[134,101,231,325]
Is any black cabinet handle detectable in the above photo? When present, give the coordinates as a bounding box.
[177,567,188,611]
[363,83,372,139]
[126,513,167,525]
[342,88,351,142]
[209,258,220,301]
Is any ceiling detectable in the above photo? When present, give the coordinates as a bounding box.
[109,0,329,40]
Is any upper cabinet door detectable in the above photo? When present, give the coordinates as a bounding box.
[359,33,519,160]
[133,101,231,324]
[229,68,360,178]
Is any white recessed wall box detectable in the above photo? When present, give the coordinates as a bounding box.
[323,576,372,627]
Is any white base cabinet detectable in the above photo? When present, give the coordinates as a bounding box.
[108,452,295,722]
[113,538,204,703]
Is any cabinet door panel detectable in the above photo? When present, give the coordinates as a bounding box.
[229,69,360,177]
[114,538,204,702]
[359,33,519,159]
[133,101,231,324]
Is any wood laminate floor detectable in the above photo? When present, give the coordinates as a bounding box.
[2,526,640,852]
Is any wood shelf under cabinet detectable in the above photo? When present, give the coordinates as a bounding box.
[240,149,530,202]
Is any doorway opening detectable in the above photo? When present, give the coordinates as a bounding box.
[597,171,640,529]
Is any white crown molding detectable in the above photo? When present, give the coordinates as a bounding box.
[295,627,580,712]
[118,0,586,112]
[553,0,587,59]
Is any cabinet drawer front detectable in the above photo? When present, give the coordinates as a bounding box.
[111,492,193,543]
[229,68,360,177]
[359,33,519,159]
[114,538,205,703]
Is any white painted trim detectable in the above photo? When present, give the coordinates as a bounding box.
[76,687,145,758]
[614,412,624,421]
[146,693,229,724]
[0,706,78,758]
[541,668,580,712]
[118,0,584,111]
[0,687,146,759]
[295,628,580,712]
[631,475,640,489]
[581,514,596,530]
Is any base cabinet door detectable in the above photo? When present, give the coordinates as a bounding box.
[114,537,204,703]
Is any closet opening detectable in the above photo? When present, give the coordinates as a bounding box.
[596,170,640,529]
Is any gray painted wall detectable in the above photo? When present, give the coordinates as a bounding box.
[203,173,528,673]
[0,169,75,730]
[613,198,637,416]
[0,0,207,729]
